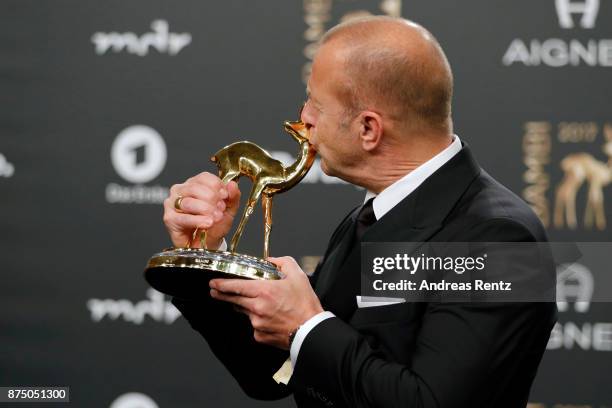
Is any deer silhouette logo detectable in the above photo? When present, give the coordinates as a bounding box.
[554,124,612,230]
[211,120,316,258]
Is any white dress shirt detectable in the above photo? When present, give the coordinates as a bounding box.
[290,135,462,367]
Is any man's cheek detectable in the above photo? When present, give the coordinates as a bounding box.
[309,129,319,145]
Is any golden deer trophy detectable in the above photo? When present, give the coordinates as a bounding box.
[211,120,315,258]
[144,119,316,298]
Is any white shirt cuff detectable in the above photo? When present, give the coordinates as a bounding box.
[290,311,335,367]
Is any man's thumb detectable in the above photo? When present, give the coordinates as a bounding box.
[267,256,298,276]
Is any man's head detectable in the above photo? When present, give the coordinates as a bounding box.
[300,16,454,191]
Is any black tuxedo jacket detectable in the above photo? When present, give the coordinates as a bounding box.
[173,142,557,408]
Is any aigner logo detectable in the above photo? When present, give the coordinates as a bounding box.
[548,263,612,352]
[107,125,169,204]
[503,0,612,67]
[0,153,15,178]
[92,19,192,56]
[555,0,600,28]
[556,262,594,313]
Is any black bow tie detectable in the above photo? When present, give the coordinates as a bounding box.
[355,197,376,240]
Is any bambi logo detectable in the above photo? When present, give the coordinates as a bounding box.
[555,0,600,29]
[554,124,612,230]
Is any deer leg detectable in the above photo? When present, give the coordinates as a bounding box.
[596,201,607,230]
[262,193,273,259]
[229,181,265,252]
[591,185,606,230]
[553,184,566,228]
[584,188,594,229]
[566,185,578,229]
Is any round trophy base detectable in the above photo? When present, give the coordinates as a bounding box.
[144,248,281,299]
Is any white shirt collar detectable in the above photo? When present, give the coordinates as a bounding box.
[364,135,462,220]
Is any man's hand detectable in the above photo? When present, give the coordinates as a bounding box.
[163,172,241,248]
[209,256,324,350]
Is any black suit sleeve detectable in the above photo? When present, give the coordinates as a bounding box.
[288,219,557,408]
[172,296,291,400]
[171,206,360,401]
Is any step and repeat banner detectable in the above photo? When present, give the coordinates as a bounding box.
[1,1,610,407]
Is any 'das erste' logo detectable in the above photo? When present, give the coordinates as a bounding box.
[0,153,14,178]
[109,392,159,408]
[106,125,169,204]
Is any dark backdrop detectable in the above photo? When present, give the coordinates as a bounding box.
[1,1,611,407]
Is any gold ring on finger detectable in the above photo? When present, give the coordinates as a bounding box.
[174,195,185,212]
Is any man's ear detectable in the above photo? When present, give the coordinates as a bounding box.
[358,111,383,151]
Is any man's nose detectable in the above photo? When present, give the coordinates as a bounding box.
[300,101,314,130]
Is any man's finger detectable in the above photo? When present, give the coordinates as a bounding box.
[190,171,224,191]
[169,213,213,230]
[224,181,241,217]
[210,288,256,310]
[209,278,261,297]
[175,183,223,204]
[267,256,301,276]
[171,197,220,218]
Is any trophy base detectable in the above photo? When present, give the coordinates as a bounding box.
[144,248,281,299]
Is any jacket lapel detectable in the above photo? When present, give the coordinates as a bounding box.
[314,210,359,296]
[319,222,443,321]
[315,142,482,320]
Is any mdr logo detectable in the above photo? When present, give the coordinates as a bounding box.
[106,125,169,204]
[92,20,192,57]
[87,289,181,325]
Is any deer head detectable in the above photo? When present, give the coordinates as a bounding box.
[284,120,309,143]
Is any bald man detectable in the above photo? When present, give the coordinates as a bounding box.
[167,17,556,408]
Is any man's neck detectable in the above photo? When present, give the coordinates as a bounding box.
[358,134,454,193]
